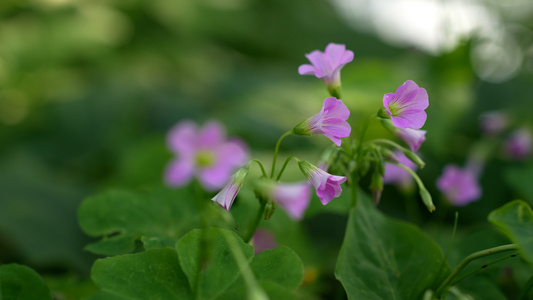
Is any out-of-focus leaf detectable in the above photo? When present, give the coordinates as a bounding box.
[0,264,52,300]
[505,164,533,206]
[78,187,200,255]
[335,194,450,299]
[89,248,192,300]
[488,200,533,266]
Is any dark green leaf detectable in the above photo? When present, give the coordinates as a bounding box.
[335,195,450,299]
[176,228,255,300]
[89,248,192,300]
[78,188,200,255]
[0,264,52,300]
[488,200,533,265]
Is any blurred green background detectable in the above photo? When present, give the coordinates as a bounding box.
[1,0,532,298]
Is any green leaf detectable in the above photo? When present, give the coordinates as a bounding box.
[0,264,52,300]
[488,200,533,266]
[335,194,450,299]
[176,228,255,300]
[249,246,304,289]
[176,228,304,300]
[78,188,200,255]
[89,248,192,300]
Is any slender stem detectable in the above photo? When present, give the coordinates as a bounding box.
[221,230,268,300]
[518,274,533,300]
[350,172,358,207]
[371,138,409,152]
[389,161,425,189]
[243,201,267,243]
[271,130,293,179]
[351,114,377,208]
[275,156,299,181]
[192,180,208,300]
[450,251,518,286]
[434,244,518,297]
[251,159,268,178]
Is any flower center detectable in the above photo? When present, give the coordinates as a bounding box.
[388,103,402,116]
[195,150,216,167]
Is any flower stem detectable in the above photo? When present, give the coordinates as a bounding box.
[434,244,518,297]
[243,200,267,243]
[275,156,299,181]
[221,230,268,300]
[351,114,377,208]
[271,130,294,179]
[251,159,268,178]
[450,251,518,286]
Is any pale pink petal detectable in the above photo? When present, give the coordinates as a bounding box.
[325,43,354,68]
[323,97,350,122]
[391,110,427,130]
[396,128,426,151]
[164,158,195,187]
[305,50,329,77]
[273,182,311,220]
[198,162,233,191]
[167,120,198,154]
[298,64,317,75]
[253,229,278,255]
[197,121,226,148]
[436,165,481,206]
[218,139,249,165]
[382,93,395,113]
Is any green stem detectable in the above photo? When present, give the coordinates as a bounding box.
[251,159,268,178]
[350,172,358,207]
[388,161,425,191]
[371,138,409,152]
[434,244,518,297]
[518,274,533,300]
[221,230,268,300]
[271,130,293,179]
[192,181,208,300]
[450,251,518,286]
[275,156,299,181]
[243,201,267,243]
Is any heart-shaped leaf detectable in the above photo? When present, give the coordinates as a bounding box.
[335,194,450,299]
[0,264,52,300]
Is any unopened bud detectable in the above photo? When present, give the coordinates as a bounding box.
[263,201,277,220]
[419,188,435,212]
[403,150,425,169]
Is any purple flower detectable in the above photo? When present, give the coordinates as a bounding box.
[383,80,429,130]
[293,97,351,146]
[298,161,346,205]
[504,128,532,161]
[383,150,417,188]
[165,120,248,191]
[211,167,249,211]
[436,164,481,206]
[298,43,354,88]
[396,128,427,152]
[480,111,508,136]
[272,182,311,220]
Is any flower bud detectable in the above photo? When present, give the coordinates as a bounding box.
[263,201,277,220]
[403,150,425,169]
[370,170,384,205]
[419,188,435,212]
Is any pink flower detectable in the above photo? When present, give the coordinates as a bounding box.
[383,80,429,130]
[293,97,351,146]
[383,150,417,188]
[396,128,426,152]
[298,161,346,205]
[272,182,311,220]
[211,167,249,211]
[298,43,354,87]
[165,120,248,191]
[436,164,481,206]
[504,128,532,161]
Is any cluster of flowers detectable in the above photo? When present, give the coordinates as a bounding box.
[164,43,434,223]
[436,111,532,206]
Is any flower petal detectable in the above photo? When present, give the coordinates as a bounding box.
[167,120,198,154]
[298,64,317,75]
[197,121,226,148]
[391,109,427,130]
[305,50,329,77]
[164,158,195,187]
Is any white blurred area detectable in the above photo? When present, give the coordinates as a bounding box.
[332,0,533,83]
